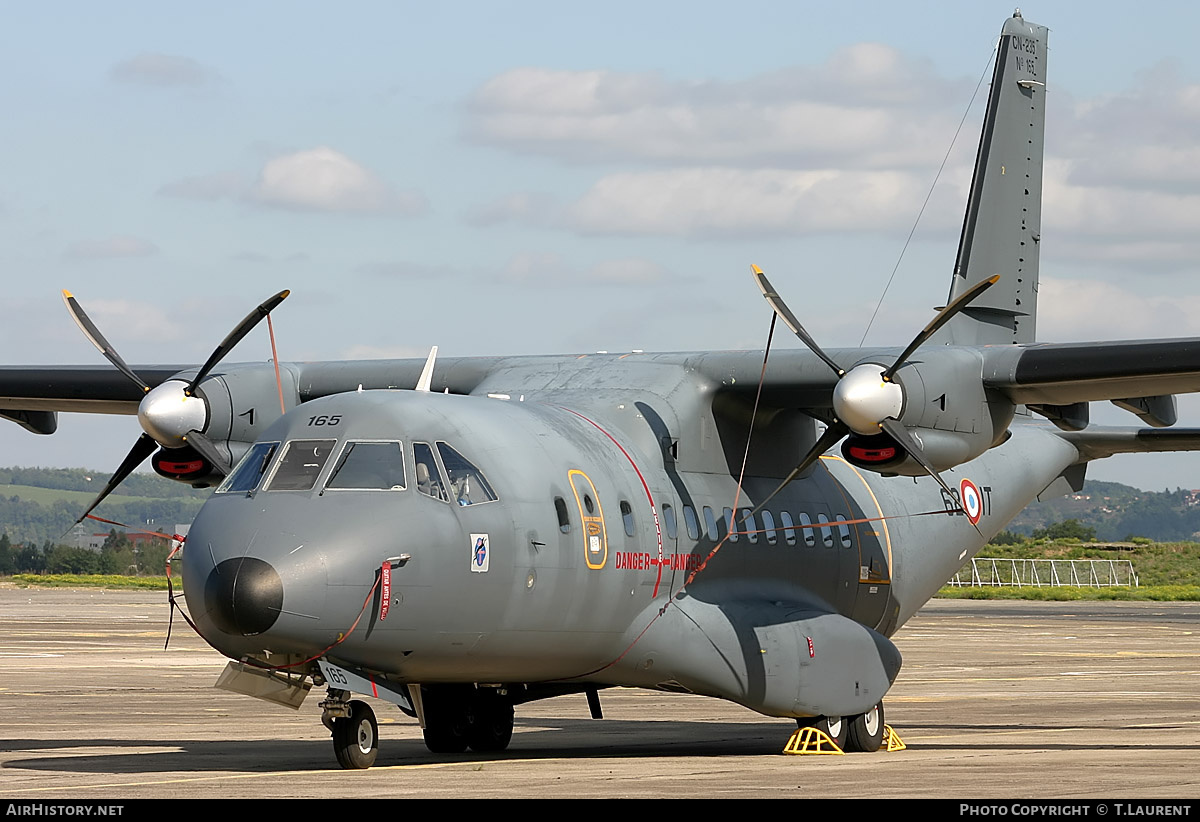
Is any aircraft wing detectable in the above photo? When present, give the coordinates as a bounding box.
[0,366,187,415]
[5,338,1200,435]
[982,339,1200,405]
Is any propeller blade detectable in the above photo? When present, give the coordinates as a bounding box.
[751,265,843,377]
[878,418,983,536]
[71,433,158,527]
[61,290,150,393]
[883,275,999,380]
[748,422,849,519]
[185,289,291,396]
[183,430,231,476]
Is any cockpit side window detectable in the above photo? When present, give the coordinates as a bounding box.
[326,441,406,491]
[436,442,498,506]
[265,439,337,491]
[413,442,449,502]
[216,441,279,494]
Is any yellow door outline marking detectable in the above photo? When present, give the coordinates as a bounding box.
[820,455,893,583]
[569,469,608,570]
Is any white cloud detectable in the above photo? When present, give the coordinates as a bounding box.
[461,43,1200,260]
[563,167,963,238]
[248,147,425,215]
[158,148,427,217]
[465,46,966,168]
[65,235,159,260]
[110,54,219,87]
[1038,277,1200,342]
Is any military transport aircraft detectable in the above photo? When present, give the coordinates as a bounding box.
[3,11,1200,769]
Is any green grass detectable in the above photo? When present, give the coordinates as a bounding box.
[936,584,1200,601]
[0,483,173,506]
[9,574,171,590]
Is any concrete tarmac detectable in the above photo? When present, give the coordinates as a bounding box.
[1,587,1198,799]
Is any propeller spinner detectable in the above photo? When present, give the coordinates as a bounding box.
[62,289,290,526]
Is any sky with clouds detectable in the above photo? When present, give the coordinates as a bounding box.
[4,1,1200,492]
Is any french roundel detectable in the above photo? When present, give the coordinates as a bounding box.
[959,478,982,525]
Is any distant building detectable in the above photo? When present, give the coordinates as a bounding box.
[69,524,106,552]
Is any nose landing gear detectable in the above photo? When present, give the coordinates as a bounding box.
[331,699,379,769]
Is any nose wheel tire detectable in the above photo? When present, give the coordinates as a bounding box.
[845,702,886,753]
[332,700,378,769]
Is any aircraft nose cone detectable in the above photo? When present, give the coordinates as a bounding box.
[204,557,284,636]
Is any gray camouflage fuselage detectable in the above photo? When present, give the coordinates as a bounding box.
[182,358,1078,720]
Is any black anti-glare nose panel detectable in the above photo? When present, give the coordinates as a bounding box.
[204,557,283,636]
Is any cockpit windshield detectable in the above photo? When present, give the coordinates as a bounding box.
[326,441,406,490]
[437,442,498,506]
[265,439,337,491]
[215,441,279,494]
[413,442,448,502]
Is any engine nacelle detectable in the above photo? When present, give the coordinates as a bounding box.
[839,348,1016,476]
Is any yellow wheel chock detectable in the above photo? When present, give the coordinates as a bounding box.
[882,724,906,751]
[782,724,907,756]
[783,727,844,755]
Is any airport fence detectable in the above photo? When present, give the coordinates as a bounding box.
[948,557,1139,588]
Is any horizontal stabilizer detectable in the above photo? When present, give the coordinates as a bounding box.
[1057,426,1200,462]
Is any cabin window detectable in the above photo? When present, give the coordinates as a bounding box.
[798,513,816,547]
[325,441,406,490]
[620,500,636,536]
[761,510,777,545]
[413,442,449,502]
[265,439,337,491]
[817,513,834,548]
[836,514,853,548]
[723,508,737,542]
[740,509,758,544]
[436,442,498,505]
[555,497,571,533]
[780,511,796,546]
[216,441,278,494]
[703,506,718,541]
[662,503,677,540]
[684,505,700,540]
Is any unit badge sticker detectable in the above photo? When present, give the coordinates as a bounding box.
[471,533,490,573]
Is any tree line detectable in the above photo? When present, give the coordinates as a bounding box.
[0,530,173,576]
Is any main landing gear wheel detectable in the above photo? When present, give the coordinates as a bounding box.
[799,715,849,749]
[421,686,515,754]
[332,700,378,769]
[421,687,472,754]
[845,702,886,753]
[468,697,514,753]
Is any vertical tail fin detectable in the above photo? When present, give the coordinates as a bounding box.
[943,11,1048,346]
